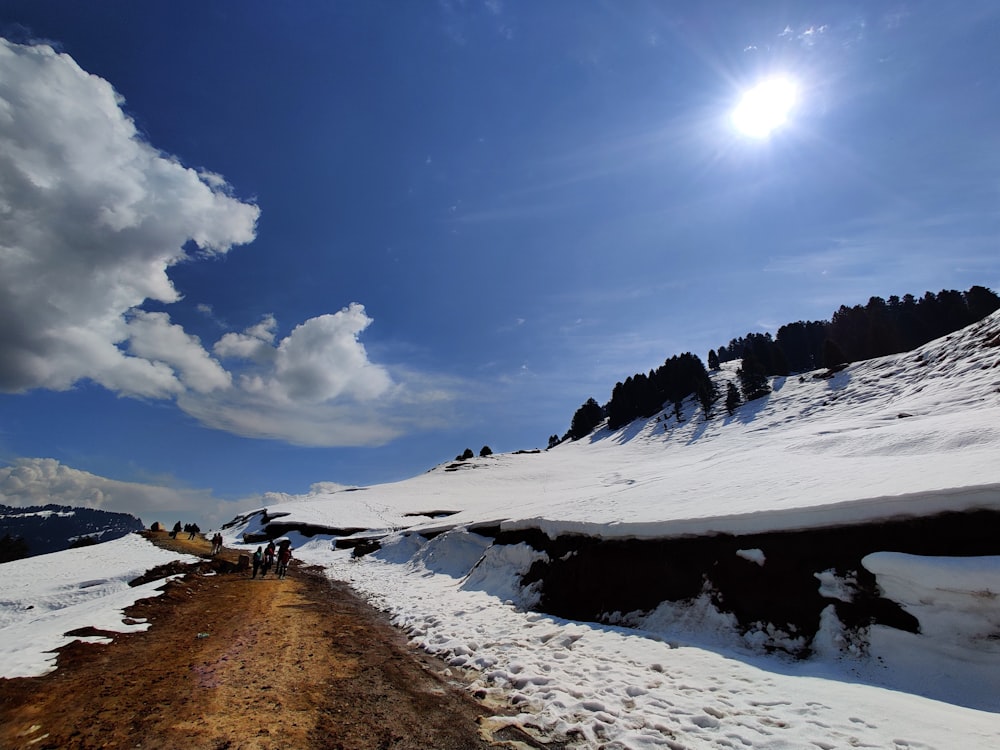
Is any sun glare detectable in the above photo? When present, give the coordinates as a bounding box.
[731,76,798,138]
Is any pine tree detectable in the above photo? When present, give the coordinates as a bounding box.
[738,348,771,401]
[965,285,1000,321]
[697,380,717,418]
[725,382,741,415]
[0,533,30,562]
[569,397,604,440]
[822,338,848,369]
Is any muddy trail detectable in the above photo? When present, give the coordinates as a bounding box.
[0,532,550,750]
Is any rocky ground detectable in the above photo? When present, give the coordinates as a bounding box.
[0,532,553,750]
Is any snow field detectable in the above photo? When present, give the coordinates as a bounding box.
[291,532,1000,750]
[0,534,198,678]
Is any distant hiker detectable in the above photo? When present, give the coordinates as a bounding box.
[252,546,263,578]
[188,523,200,540]
[211,533,223,555]
[262,541,276,577]
[276,543,292,579]
[170,521,182,539]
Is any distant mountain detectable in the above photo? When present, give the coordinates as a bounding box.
[0,504,144,561]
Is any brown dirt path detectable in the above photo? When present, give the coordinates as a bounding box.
[0,531,551,750]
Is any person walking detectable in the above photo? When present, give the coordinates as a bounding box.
[276,543,292,579]
[251,546,263,578]
[261,541,275,577]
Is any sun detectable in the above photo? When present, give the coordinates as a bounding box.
[731,75,798,138]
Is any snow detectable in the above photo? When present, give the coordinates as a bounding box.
[0,534,197,678]
[244,314,1000,748]
[858,552,1000,711]
[3,313,1000,747]
[736,548,766,566]
[1,509,75,519]
[294,534,1000,749]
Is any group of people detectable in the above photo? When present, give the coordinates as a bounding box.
[251,539,293,579]
[162,521,293,578]
[168,521,203,540]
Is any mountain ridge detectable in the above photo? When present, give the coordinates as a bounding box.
[0,503,144,560]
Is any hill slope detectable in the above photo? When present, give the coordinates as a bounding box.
[219,311,1000,748]
[0,504,144,559]
[229,308,1000,540]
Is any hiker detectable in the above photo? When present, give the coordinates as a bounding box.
[170,521,182,539]
[276,543,292,579]
[252,546,263,578]
[188,523,200,540]
[211,533,223,555]
[262,541,275,577]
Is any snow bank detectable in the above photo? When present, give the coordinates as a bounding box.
[316,537,1000,749]
[859,552,1000,711]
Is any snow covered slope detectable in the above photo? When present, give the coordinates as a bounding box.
[0,534,197,678]
[232,309,1000,540]
[221,311,1000,748]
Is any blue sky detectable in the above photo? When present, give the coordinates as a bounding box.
[0,1,998,526]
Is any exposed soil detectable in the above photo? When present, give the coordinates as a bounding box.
[0,532,546,750]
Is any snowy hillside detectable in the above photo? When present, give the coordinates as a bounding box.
[0,534,196,678]
[231,310,1000,542]
[4,315,996,749]
[221,311,1000,748]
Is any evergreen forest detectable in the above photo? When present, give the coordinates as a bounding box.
[559,285,1000,443]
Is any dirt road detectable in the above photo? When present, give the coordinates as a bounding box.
[0,532,547,750]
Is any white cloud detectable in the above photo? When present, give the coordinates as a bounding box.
[0,458,231,525]
[176,387,405,447]
[186,304,432,447]
[0,39,461,448]
[125,311,232,393]
[272,304,393,403]
[0,39,259,397]
[214,314,278,364]
[178,347,461,448]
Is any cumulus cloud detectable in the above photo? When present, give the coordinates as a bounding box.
[272,304,393,403]
[0,39,458,448]
[0,39,259,397]
[190,304,422,447]
[213,314,278,364]
[0,458,233,525]
[126,311,231,393]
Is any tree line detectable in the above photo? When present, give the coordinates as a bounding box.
[557,285,1000,443]
[711,286,1000,374]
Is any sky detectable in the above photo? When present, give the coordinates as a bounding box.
[0,0,999,526]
